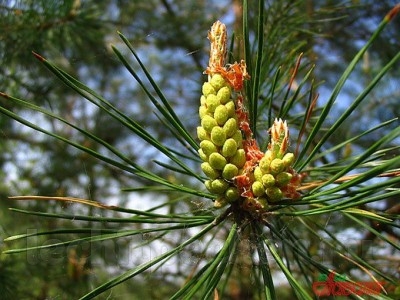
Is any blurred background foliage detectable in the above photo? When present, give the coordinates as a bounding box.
[0,0,399,299]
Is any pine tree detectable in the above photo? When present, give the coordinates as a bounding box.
[1,0,399,299]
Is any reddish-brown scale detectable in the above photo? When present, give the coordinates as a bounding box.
[0,92,10,98]
[385,4,400,21]
[232,94,264,199]
[280,170,303,199]
[32,51,46,61]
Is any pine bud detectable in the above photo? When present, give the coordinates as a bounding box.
[230,148,246,168]
[221,138,237,157]
[264,150,273,161]
[275,172,293,187]
[269,158,285,175]
[202,82,216,96]
[206,94,220,113]
[269,118,289,158]
[198,149,208,161]
[214,104,229,125]
[201,162,220,180]
[254,166,263,181]
[210,74,226,90]
[282,152,295,167]
[259,156,271,173]
[217,86,231,104]
[204,179,212,192]
[232,130,243,147]
[209,152,227,170]
[210,126,226,146]
[210,179,229,194]
[225,101,236,117]
[262,174,275,187]
[200,95,206,106]
[225,187,240,201]
[201,115,217,133]
[197,126,209,141]
[222,163,239,180]
[222,117,238,137]
[200,140,217,156]
[266,186,283,202]
[199,105,208,119]
[252,181,265,197]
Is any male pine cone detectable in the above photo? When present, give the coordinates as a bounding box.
[198,74,245,207]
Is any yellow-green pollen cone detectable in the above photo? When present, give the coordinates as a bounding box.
[248,118,300,205]
[198,74,243,206]
[198,78,301,209]
[199,80,301,209]
[199,21,302,212]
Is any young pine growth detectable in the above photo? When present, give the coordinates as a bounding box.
[198,72,244,207]
[199,21,301,212]
[249,118,301,203]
